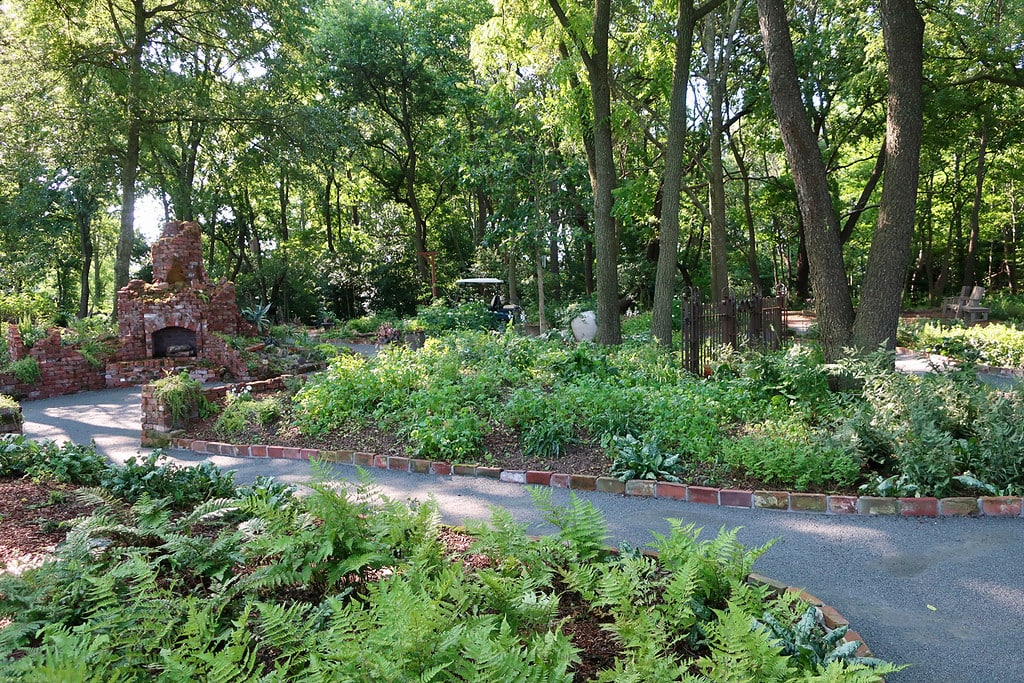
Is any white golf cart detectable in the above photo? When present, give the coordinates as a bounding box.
[454,277,523,325]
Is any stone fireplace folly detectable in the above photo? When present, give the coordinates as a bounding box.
[114,220,252,380]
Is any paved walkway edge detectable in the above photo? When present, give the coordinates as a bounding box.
[173,437,1023,520]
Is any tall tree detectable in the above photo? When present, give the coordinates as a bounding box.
[314,0,490,292]
[755,0,853,360]
[851,0,924,350]
[757,0,924,358]
[548,0,621,344]
[650,0,727,346]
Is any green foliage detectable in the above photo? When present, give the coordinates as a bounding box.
[755,600,889,671]
[607,434,683,482]
[0,465,898,681]
[0,435,106,484]
[415,300,502,333]
[405,407,489,462]
[241,301,272,334]
[6,356,41,384]
[722,423,862,491]
[289,328,1024,495]
[151,371,215,425]
[904,319,1024,368]
[0,292,56,326]
[503,388,576,458]
[213,387,286,438]
[0,393,17,410]
[99,450,236,508]
[531,487,609,562]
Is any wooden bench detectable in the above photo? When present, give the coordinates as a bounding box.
[941,286,971,318]
[951,285,989,324]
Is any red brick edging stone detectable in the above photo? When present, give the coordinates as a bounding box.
[171,437,1023,520]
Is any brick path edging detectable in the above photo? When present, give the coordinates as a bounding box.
[171,437,1023,520]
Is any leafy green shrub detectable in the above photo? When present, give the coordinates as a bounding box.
[607,433,683,482]
[640,386,720,461]
[292,353,384,434]
[16,323,47,350]
[151,371,215,425]
[983,292,1024,321]
[213,388,286,438]
[6,357,40,384]
[0,436,107,484]
[0,292,56,326]
[967,392,1024,495]
[415,300,499,333]
[503,388,576,458]
[100,450,236,508]
[908,319,1024,368]
[405,407,489,462]
[721,428,862,490]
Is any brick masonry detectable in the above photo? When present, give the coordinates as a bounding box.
[167,428,1024,519]
[5,222,256,401]
[114,221,253,381]
[2,325,107,400]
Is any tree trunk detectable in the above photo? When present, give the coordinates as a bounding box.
[652,0,699,346]
[324,171,335,253]
[77,212,93,318]
[756,0,853,360]
[548,179,562,303]
[587,0,621,344]
[113,0,148,319]
[704,9,733,301]
[536,243,547,331]
[852,0,924,351]
[728,133,762,289]
[963,118,988,288]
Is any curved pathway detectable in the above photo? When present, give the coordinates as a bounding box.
[20,387,1024,682]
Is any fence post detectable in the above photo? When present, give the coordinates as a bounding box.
[720,294,737,350]
[680,288,702,374]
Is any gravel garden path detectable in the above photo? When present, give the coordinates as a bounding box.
[19,386,1024,683]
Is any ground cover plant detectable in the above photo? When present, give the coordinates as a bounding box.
[269,328,1024,497]
[899,319,1024,368]
[0,437,898,681]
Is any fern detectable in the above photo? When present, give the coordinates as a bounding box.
[695,598,795,682]
[529,487,609,562]
[452,618,577,683]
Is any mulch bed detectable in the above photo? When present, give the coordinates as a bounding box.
[0,478,96,576]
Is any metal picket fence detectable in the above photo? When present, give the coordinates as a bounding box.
[680,285,789,374]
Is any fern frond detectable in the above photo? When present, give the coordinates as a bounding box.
[529,488,609,562]
[178,497,240,526]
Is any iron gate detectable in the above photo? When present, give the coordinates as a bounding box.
[680,286,789,374]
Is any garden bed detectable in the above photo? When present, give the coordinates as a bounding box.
[0,455,893,681]
[184,396,798,493]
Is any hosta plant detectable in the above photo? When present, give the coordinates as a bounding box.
[607,433,683,482]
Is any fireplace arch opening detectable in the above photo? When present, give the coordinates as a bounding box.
[152,326,197,358]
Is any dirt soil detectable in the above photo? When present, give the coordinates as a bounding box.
[0,478,96,576]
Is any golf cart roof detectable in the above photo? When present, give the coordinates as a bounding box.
[455,277,504,285]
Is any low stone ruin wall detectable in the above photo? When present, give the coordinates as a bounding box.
[3,324,253,401]
[140,375,292,447]
[0,402,22,435]
[2,326,107,400]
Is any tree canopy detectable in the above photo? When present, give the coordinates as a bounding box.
[3,0,1024,356]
